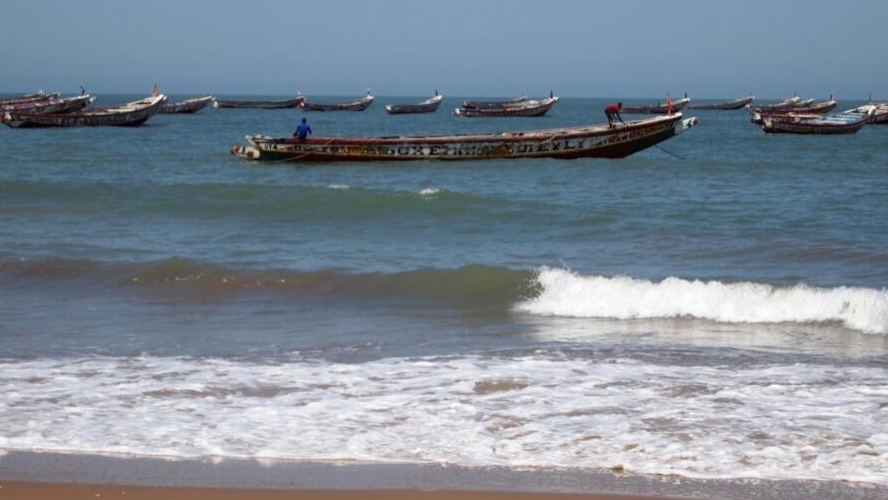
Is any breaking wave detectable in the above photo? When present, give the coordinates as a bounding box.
[515,267,888,334]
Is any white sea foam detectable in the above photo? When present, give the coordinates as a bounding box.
[417,187,440,196]
[1,355,886,485]
[514,268,888,334]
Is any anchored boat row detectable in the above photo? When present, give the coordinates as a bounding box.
[0,86,216,127]
[2,94,169,128]
[745,93,888,134]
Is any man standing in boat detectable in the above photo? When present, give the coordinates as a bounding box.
[605,102,625,128]
[294,117,312,142]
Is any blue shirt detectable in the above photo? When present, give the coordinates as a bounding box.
[296,122,312,140]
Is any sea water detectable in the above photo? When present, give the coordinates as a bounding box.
[1,95,887,488]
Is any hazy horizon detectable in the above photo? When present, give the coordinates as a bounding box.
[4,0,888,101]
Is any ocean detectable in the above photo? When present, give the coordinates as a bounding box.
[1,95,887,491]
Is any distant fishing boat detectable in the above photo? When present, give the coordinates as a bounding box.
[161,95,215,114]
[231,112,698,162]
[2,95,167,128]
[213,96,305,109]
[760,106,873,134]
[453,95,559,117]
[301,93,375,111]
[620,96,691,114]
[689,94,755,110]
[751,95,803,113]
[0,91,59,106]
[1,94,94,115]
[385,92,443,114]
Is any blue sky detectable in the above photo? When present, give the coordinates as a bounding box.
[4,0,888,100]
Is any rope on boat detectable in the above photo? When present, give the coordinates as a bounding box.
[655,144,686,160]
[543,131,566,143]
[267,138,337,163]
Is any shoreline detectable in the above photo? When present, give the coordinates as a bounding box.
[2,452,887,500]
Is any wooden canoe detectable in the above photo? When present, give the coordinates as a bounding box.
[161,95,215,114]
[385,94,443,114]
[453,96,559,117]
[620,97,691,114]
[761,107,872,134]
[689,95,755,110]
[213,96,305,109]
[231,112,698,162]
[461,95,527,109]
[301,94,375,111]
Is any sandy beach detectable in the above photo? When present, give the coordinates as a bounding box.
[0,482,690,500]
[0,453,685,500]
[2,452,887,500]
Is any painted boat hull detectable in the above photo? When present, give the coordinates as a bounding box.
[762,120,866,134]
[231,113,698,162]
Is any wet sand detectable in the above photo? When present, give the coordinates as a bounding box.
[0,482,682,500]
[1,451,885,500]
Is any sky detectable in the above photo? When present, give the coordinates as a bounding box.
[3,0,888,100]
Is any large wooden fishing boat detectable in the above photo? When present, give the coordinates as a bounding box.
[453,96,559,117]
[301,94,375,111]
[688,94,755,110]
[760,107,873,134]
[231,112,698,163]
[1,94,94,114]
[620,97,691,114]
[461,95,527,109]
[385,93,443,114]
[213,96,305,109]
[161,95,215,114]
[2,95,167,128]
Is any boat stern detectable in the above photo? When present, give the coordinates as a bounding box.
[231,135,281,161]
[231,144,262,160]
